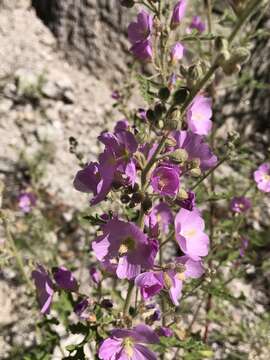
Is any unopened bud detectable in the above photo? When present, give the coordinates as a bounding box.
[169,149,188,163]
[215,36,229,52]
[131,192,144,204]
[165,108,181,130]
[173,87,189,105]
[154,103,166,119]
[120,194,130,204]
[190,158,201,168]
[230,47,251,65]
[158,87,171,102]
[190,167,201,177]
[120,0,135,7]
[178,188,189,200]
[163,272,173,289]
[142,197,152,212]
[146,109,156,122]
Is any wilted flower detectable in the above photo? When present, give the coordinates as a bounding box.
[150,165,180,197]
[230,196,251,213]
[53,266,78,291]
[92,219,158,280]
[253,163,270,193]
[99,324,159,360]
[175,208,209,260]
[187,95,213,136]
[170,0,187,29]
[32,265,54,315]
[18,191,36,213]
[189,16,206,33]
[170,43,185,64]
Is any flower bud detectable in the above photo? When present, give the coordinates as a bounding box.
[189,158,201,168]
[120,194,131,204]
[190,167,201,177]
[146,109,157,122]
[169,149,188,163]
[131,192,144,204]
[178,188,189,200]
[158,87,171,102]
[163,272,173,289]
[173,87,189,105]
[120,0,135,8]
[154,103,166,119]
[142,197,152,212]
[214,36,229,52]
[230,47,251,65]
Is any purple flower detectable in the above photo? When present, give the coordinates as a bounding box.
[156,327,173,337]
[135,256,204,305]
[187,95,213,136]
[92,219,158,280]
[240,237,249,257]
[18,192,36,213]
[74,298,90,320]
[165,256,204,305]
[32,265,54,315]
[128,11,153,45]
[135,272,164,300]
[111,90,121,100]
[74,124,138,205]
[176,191,196,211]
[89,266,102,284]
[230,196,251,213]
[138,108,147,121]
[171,130,217,171]
[150,165,180,197]
[189,16,206,33]
[146,202,174,236]
[53,266,78,291]
[149,309,161,322]
[175,208,209,260]
[99,324,159,360]
[170,0,187,29]
[130,39,153,62]
[170,43,185,64]
[253,163,270,193]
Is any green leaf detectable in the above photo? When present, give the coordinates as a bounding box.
[135,73,155,104]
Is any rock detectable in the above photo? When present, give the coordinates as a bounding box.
[41,81,60,99]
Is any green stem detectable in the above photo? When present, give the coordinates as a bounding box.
[123,282,135,317]
[1,214,34,291]
[191,156,228,191]
[228,0,264,44]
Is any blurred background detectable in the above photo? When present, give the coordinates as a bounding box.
[0,0,269,359]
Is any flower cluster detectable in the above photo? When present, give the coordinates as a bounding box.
[30,1,268,359]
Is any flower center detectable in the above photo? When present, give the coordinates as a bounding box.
[159,176,170,190]
[123,337,134,358]
[183,228,197,238]
[263,173,270,182]
[193,112,204,121]
[119,237,136,255]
